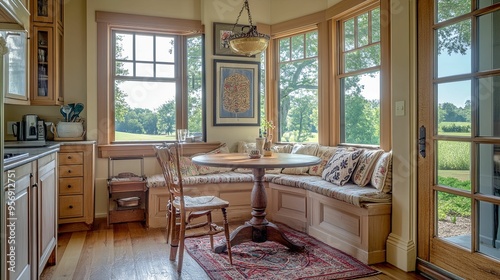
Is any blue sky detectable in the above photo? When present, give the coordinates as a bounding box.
[437,50,471,108]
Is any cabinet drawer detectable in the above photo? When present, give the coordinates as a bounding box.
[59,165,83,177]
[59,195,84,218]
[59,177,83,195]
[59,152,84,165]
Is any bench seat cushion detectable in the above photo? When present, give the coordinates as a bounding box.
[147,172,279,188]
[148,172,390,207]
[271,174,391,206]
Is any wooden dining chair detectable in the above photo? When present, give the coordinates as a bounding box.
[154,142,232,273]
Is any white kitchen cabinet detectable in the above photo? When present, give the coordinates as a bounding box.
[2,162,33,280]
[34,153,57,276]
[2,152,58,280]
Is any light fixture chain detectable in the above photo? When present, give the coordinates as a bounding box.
[245,0,254,27]
[231,1,246,32]
[227,0,269,57]
[232,0,254,33]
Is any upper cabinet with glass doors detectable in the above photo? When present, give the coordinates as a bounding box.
[0,0,30,28]
[2,30,29,105]
[30,0,64,105]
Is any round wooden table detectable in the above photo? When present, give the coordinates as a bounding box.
[192,152,321,252]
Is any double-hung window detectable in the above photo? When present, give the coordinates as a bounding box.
[338,6,382,146]
[96,12,204,145]
[269,1,388,148]
[277,30,319,143]
[113,31,179,141]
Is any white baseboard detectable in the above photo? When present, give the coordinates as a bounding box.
[386,233,416,272]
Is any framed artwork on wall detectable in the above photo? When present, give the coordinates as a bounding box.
[213,59,260,126]
[213,22,253,57]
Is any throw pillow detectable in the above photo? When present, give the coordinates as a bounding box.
[237,141,257,154]
[270,144,294,154]
[370,151,393,193]
[282,144,320,175]
[179,156,199,177]
[195,144,233,175]
[308,146,338,176]
[321,148,363,186]
[352,149,384,186]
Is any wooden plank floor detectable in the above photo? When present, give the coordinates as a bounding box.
[41,218,427,280]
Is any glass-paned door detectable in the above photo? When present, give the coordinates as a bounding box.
[418,0,500,278]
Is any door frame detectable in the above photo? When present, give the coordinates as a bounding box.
[417,0,500,278]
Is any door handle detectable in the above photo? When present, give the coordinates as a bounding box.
[419,125,426,158]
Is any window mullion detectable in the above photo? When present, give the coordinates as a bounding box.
[153,35,157,78]
[132,34,136,77]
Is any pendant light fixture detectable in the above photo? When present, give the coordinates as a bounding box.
[228,0,270,57]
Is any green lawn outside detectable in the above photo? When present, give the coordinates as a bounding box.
[115,131,321,143]
[438,132,470,136]
[437,170,470,182]
[115,131,176,141]
[438,121,470,136]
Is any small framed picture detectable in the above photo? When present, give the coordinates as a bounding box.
[213,22,252,57]
[213,59,260,126]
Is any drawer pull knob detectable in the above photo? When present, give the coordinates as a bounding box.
[67,156,72,159]
[69,205,73,209]
[67,185,72,188]
[68,170,71,173]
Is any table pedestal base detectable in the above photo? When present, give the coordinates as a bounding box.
[212,166,310,254]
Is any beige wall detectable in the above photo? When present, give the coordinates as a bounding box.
[270,0,329,23]
[202,0,270,145]
[84,0,274,221]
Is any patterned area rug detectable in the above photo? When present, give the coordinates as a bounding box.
[185,224,380,280]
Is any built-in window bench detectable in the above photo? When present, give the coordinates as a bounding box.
[146,142,393,264]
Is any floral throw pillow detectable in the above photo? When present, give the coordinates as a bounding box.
[270,144,294,154]
[179,156,199,177]
[237,141,257,153]
[309,146,338,176]
[370,151,393,193]
[195,144,233,175]
[352,149,384,186]
[321,149,363,186]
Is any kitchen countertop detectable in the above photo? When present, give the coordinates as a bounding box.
[51,140,96,145]
[4,143,61,171]
[3,141,96,171]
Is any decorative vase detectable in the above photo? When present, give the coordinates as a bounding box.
[256,137,265,155]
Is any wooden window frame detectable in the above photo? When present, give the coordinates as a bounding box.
[274,29,320,143]
[329,0,390,150]
[95,11,203,152]
[336,3,385,147]
[267,0,390,149]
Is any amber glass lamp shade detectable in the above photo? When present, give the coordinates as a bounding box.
[229,27,269,57]
[228,0,270,56]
